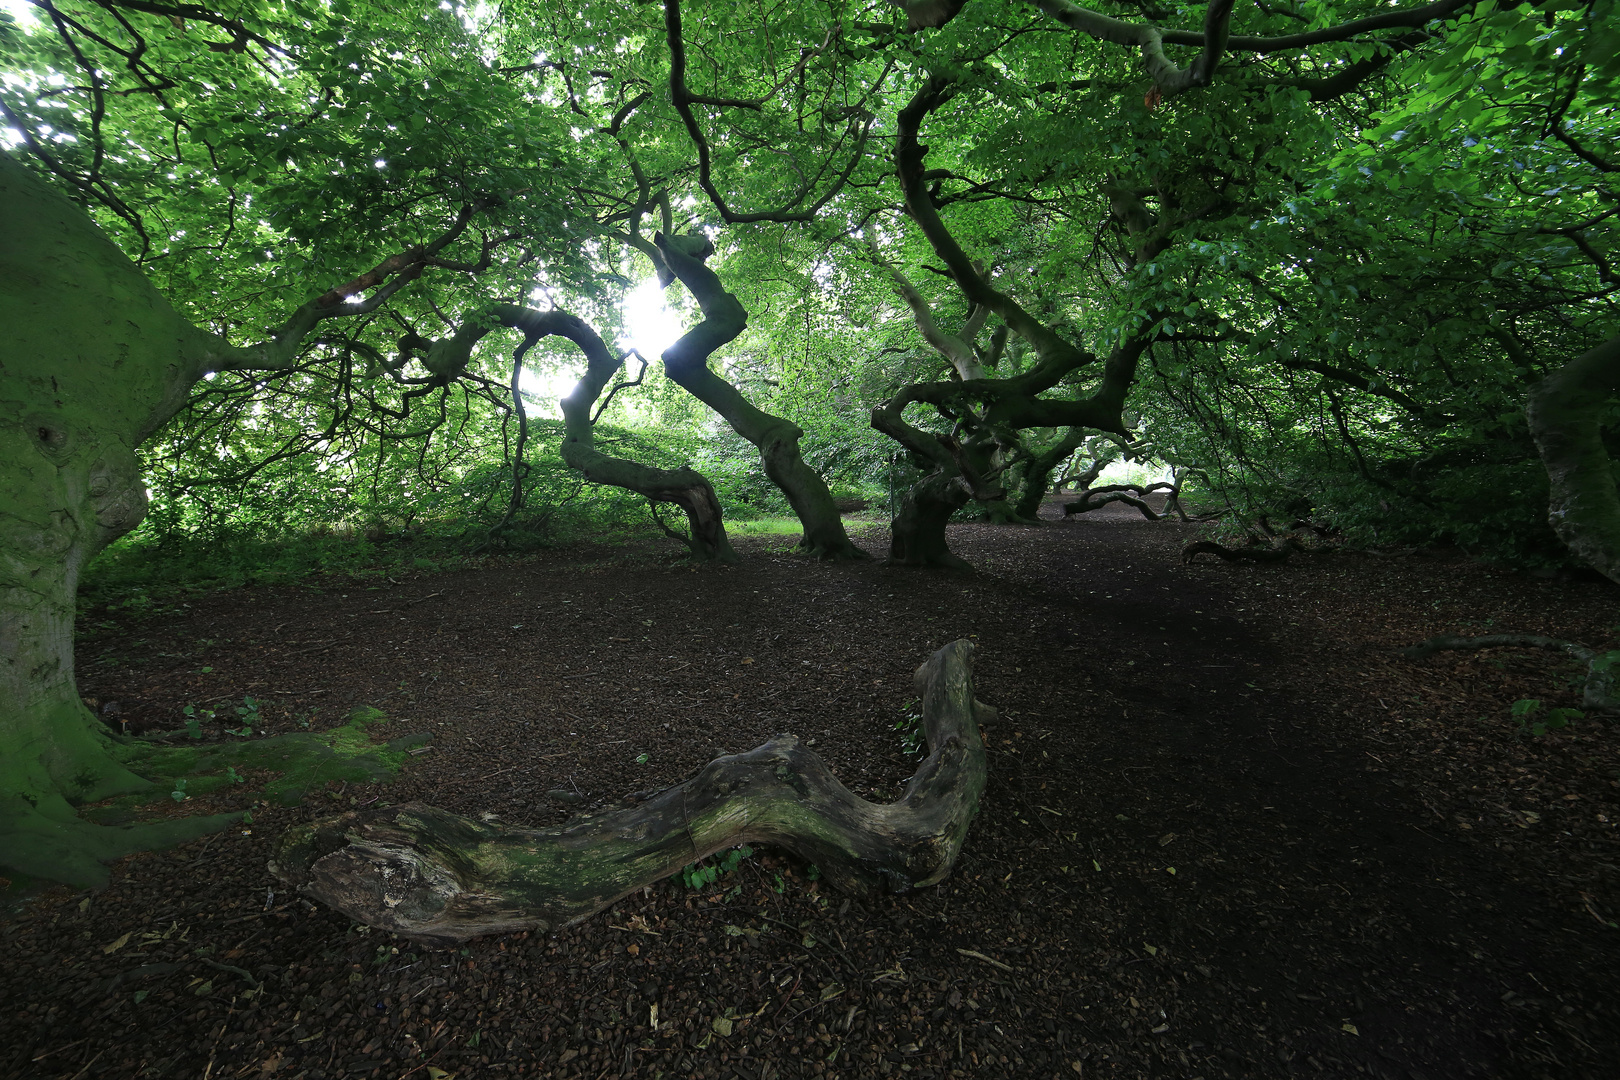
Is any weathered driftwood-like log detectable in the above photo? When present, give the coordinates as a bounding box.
[269,640,991,947]
[1401,634,1617,711]
[1181,539,1294,563]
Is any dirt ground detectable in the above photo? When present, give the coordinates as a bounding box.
[5,502,1620,1080]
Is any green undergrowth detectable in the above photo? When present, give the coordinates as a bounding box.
[85,706,427,825]
[728,516,888,539]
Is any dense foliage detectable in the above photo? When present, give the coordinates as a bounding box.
[3,0,1616,573]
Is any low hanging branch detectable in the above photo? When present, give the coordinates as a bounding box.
[1064,482,1172,520]
[1401,634,1618,711]
[269,640,991,947]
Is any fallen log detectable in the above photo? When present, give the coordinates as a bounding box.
[269,640,991,947]
[1401,633,1617,711]
[1181,539,1295,563]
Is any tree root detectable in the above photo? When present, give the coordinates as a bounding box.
[270,641,991,947]
[1401,634,1617,711]
[1181,539,1296,563]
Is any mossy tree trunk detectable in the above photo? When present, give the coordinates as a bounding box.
[654,237,866,560]
[270,640,990,946]
[1527,332,1620,585]
[0,152,239,886]
[1,147,501,883]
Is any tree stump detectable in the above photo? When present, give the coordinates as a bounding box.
[269,640,991,946]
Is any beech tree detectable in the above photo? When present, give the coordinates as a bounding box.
[1,0,1615,887]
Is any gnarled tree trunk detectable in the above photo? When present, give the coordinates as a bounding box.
[0,151,239,886]
[1527,332,1620,585]
[889,471,976,568]
[270,640,990,946]
[655,238,865,560]
[413,305,740,563]
[1012,426,1086,520]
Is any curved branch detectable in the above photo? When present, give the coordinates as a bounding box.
[269,640,991,946]
[663,0,872,224]
[199,201,491,374]
[1032,0,1235,96]
[1402,634,1616,711]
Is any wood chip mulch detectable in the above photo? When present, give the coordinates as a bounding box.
[4,502,1618,1080]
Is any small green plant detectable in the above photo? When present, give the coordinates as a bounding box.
[681,845,753,890]
[635,752,650,765]
[170,778,188,802]
[222,696,259,736]
[181,703,213,739]
[893,698,924,757]
[225,767,245,785]
[1511,698,1584,737]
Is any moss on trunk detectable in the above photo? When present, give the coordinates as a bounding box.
[271,641,990,946]
[0,150,239,886]
[1527,332,1620,585]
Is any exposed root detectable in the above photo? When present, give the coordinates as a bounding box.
[1401,634,1617,711]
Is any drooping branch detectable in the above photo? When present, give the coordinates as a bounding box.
[663,0,874,224]
[1276,354,1447,423]
[196,199,494,376]
[269,640,992,946]
[1033,0,1477,98]
[1401,634,1617,711]
[1066,483,1171,520]
[406,303,738,562]
[1527,332,1620,584]
[1182,538,1294,562]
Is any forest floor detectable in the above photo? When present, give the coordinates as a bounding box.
[4,502,1620,1080]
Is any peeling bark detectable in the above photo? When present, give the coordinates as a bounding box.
[1527,332,1620,585]
[270,640,991,946]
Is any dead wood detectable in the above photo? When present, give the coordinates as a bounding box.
[1401,634,1617,711]
[1181,539,1295,563]
[269,640,991,947]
